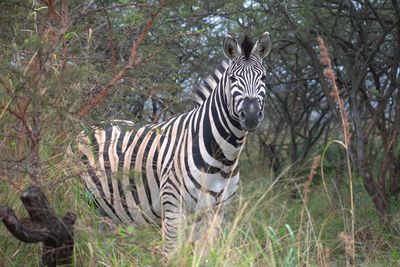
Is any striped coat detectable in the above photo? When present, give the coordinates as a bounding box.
[77,32,272,253]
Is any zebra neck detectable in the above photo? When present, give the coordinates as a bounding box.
[195,76,248,164]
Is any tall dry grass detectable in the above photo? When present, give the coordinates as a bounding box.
[317,36,355,266]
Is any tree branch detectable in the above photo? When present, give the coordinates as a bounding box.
[75,9,159,118]
[103,7,117,75]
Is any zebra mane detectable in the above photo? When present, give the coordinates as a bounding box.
[192,60,229,107]
[241,35,253,60]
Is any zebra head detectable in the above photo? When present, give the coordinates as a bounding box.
[223,32,271,132]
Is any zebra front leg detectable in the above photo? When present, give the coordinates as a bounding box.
[192,206,225,245]
[160,177,186,256]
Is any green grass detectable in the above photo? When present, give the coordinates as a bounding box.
[1,161,400,266]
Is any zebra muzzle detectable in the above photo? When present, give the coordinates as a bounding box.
[239,98,263,131]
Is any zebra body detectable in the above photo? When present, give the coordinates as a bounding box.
[77,32,272,253]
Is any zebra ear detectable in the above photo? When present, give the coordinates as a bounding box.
[223,35,241,60]
[252,32,272,59]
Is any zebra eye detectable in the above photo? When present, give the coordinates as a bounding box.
[261,75,266,83]
[229,76,237,83]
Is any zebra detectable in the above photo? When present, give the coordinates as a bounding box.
[76,32,272,254]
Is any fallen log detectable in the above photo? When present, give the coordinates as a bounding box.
[0,186,76,267]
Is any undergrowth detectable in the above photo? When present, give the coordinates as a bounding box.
[1,159,400,266]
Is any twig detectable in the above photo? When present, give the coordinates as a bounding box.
[85,3,154,14]
[75,9,160,118]
[0,174,23,192]
[103,5,117,74]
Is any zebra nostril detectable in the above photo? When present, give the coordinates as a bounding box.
[239,111,246,121]
[258,111,263,120]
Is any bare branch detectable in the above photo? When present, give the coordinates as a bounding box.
[103,7,117,74]
[75,9,160,118]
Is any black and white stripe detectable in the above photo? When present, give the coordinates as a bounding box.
[77,32,272,253]
[192,60,229,107]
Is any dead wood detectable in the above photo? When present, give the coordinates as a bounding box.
[0,186,76,267]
